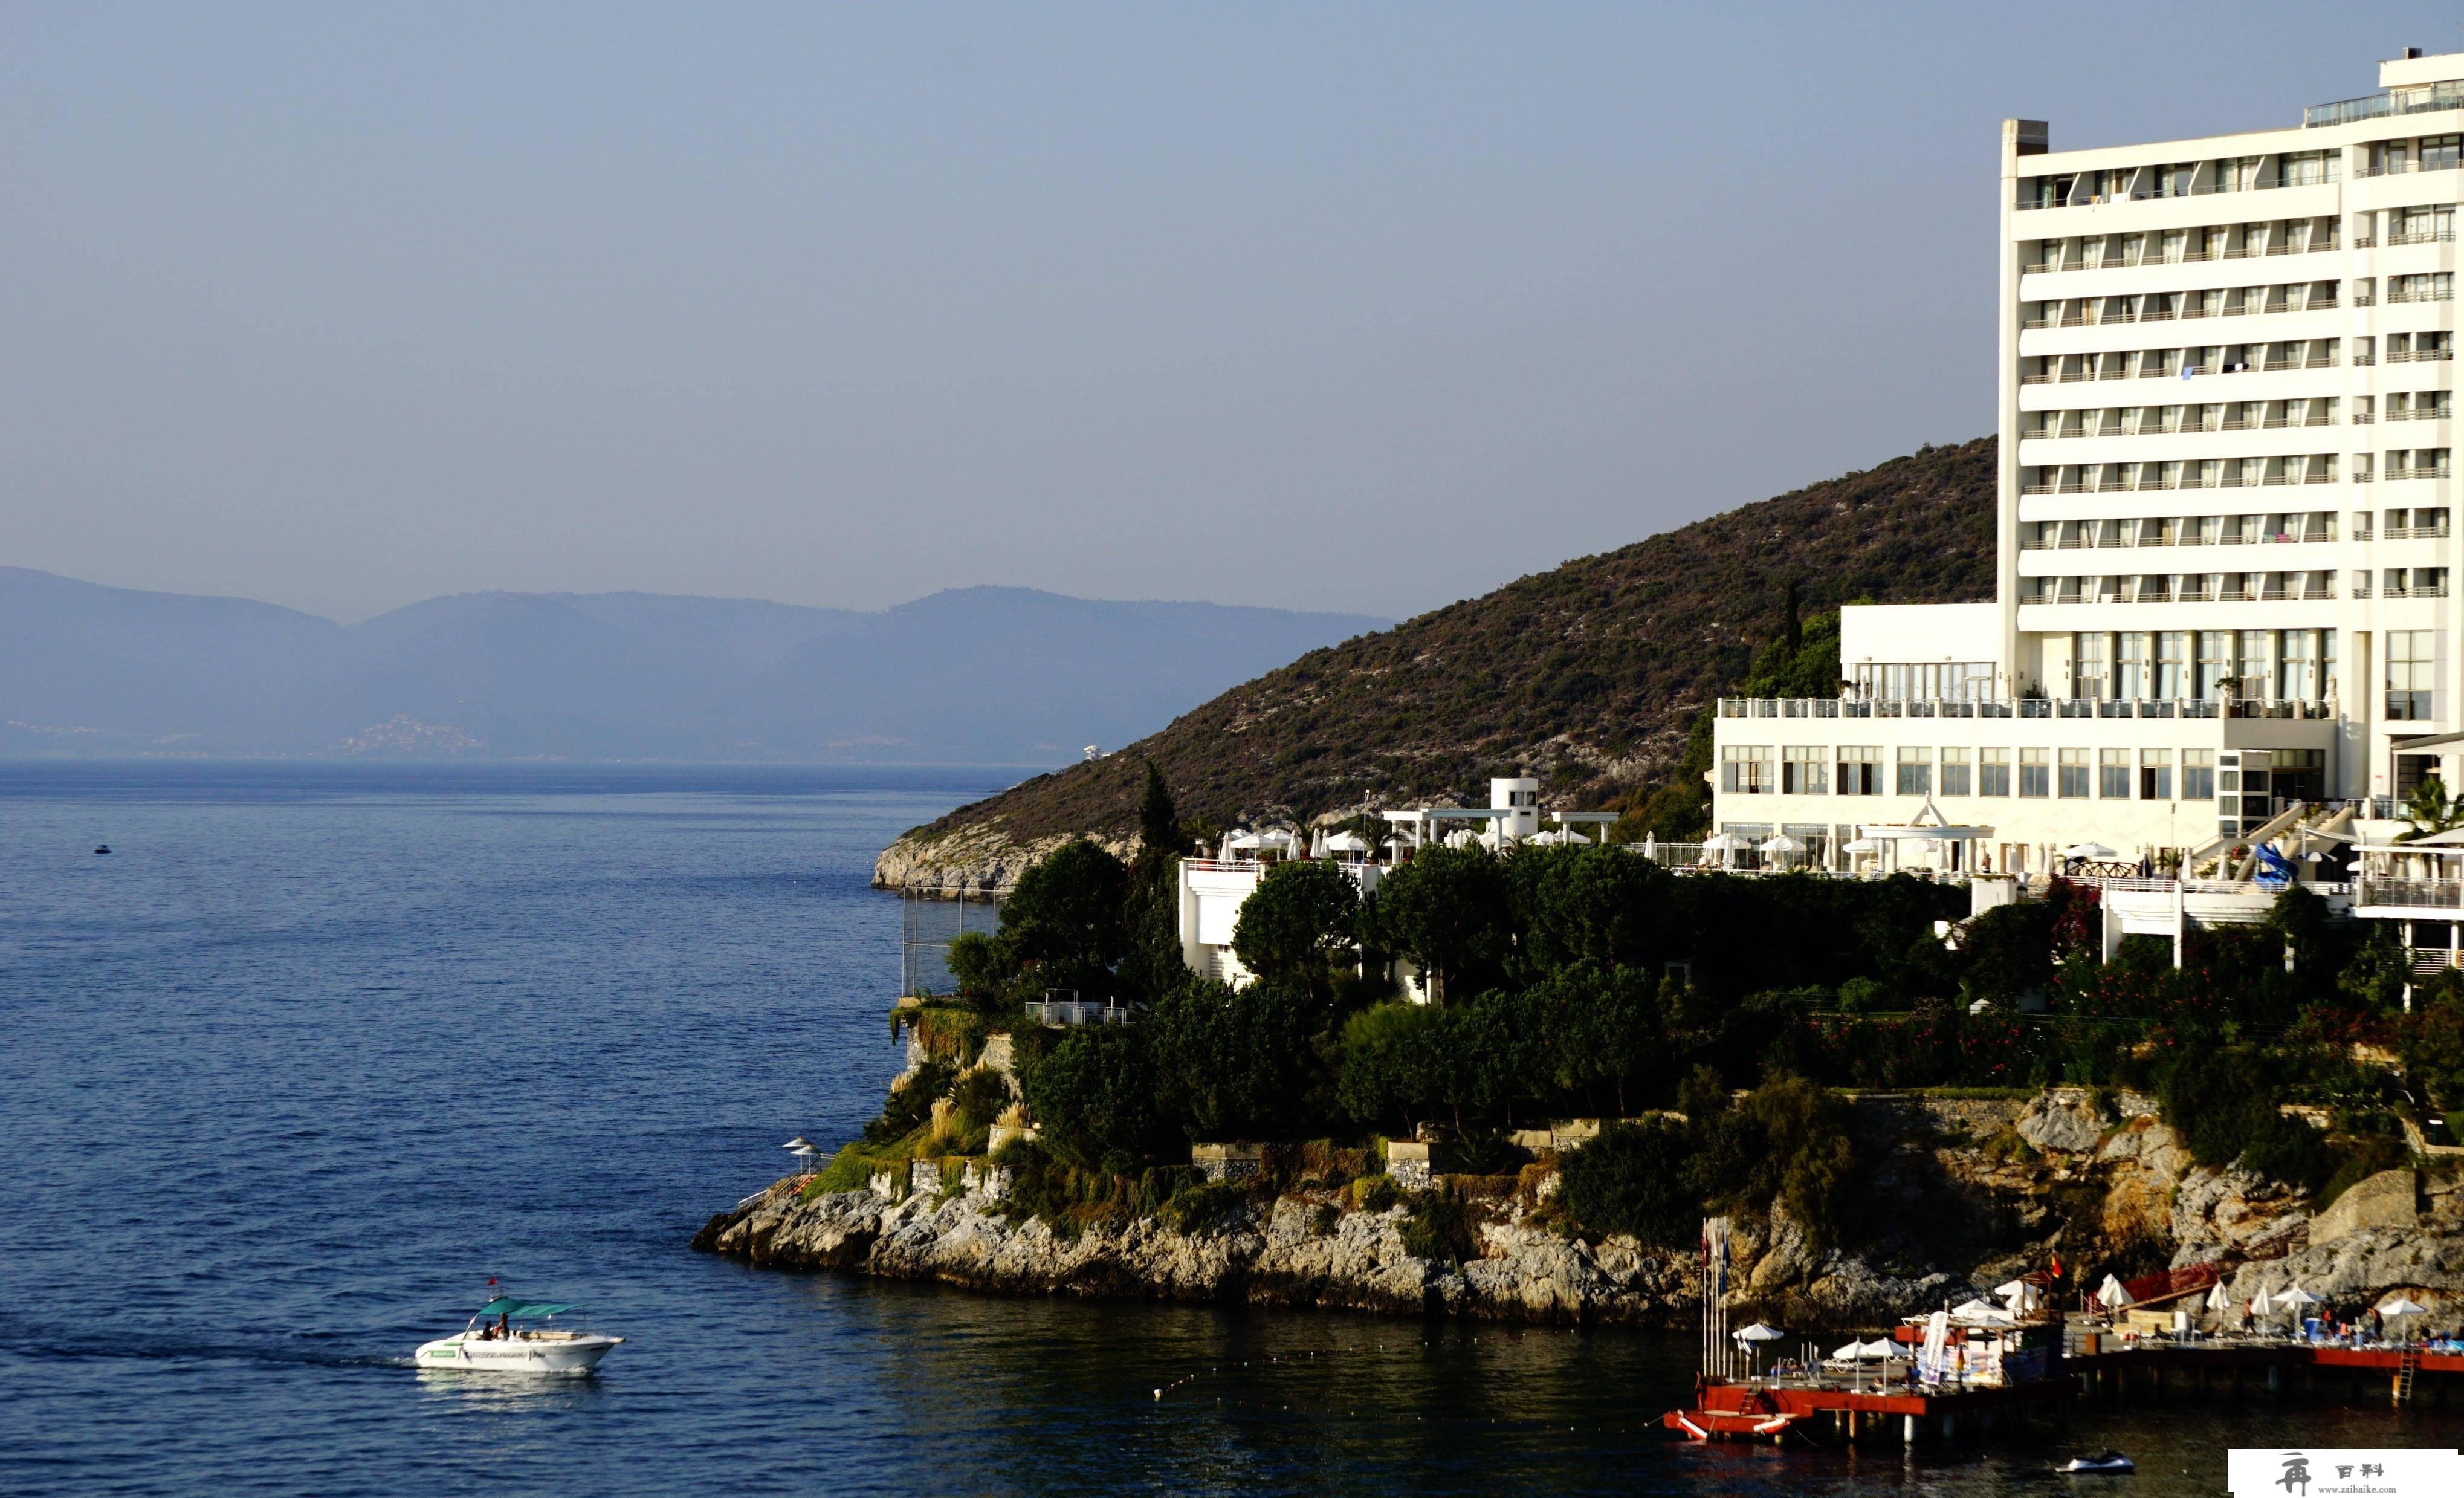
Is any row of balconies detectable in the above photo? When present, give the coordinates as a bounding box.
[2024,574,2356,604]
[2023,410,2344,438]
[2023,236,2339,274]
[2019,351,2372,384]
[2022,287,2347,329]
[2019,525,2450,549]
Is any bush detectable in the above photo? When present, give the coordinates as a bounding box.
[1558,1117,1696,1245]
[2238,1112,2329,1193]
[1018,1025,1162,1170]
[1399,1185,1479,1263]
[865,1060,953,1145]
[1354,1175,1403,1212]
[2158,1047,2282,1169]
[2317,1133,2410,1208]
[1157,1179,1253,1233]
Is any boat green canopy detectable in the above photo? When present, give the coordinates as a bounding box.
[476,1297,578,1318]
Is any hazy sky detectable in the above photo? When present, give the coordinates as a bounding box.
[8,4,2460,623]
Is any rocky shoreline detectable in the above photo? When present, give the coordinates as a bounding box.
[695,1089,2464,1330]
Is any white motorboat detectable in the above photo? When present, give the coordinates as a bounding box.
[2063,1450,2135,1474]
[415,1294,622,1375]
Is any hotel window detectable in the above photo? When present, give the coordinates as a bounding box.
[1939,748,1971,797]
[1979,748,2011,797]
[2098,748,2132,799]
[1896,747,1932,797]
[2116,632,2148,699]
[2426,135,2462,172]
[2073,632,2109,700]
[1721,745,1775,794]
[2196,631,2234,700]
[1837,746,1882,796]
[1781,746,1828,795]
[2139,750,2174,800]
[2238,629,2272,701]
[2019,748,2051,799]
[2280,630,2323,702]
[2059,749,2091,799]
[2183,749,2215,801]
[2155,631,2188,700]
[2388,630,2436,721]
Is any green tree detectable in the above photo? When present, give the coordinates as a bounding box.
[1137,761,1192,863]
[2158,1046,2283,1169]
[1560,1117,1698,1245]
[1230,859,1362,994]
[1145,980,1317,1140]
[1508,843,1670,979]
[1955,901,2054,1007]
[1000,838,1131,979]
[1336,1001,1440,1132]
[1362,845,1512,1003]
[1530,962,1661,1113]
[1018,1025,1161,1172]
[2403,981,2464,1112]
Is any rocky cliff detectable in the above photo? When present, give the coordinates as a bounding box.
[693,1086,2464,1329]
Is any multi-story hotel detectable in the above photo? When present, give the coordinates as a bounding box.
[1712,48,2464,878]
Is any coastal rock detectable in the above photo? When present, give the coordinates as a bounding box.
[2310,1170,2419,1247]
[2094,1115,2191,1243]
[872,825,1132,895]
[2225,1226,2464,1315]
[2016,1091,2107,1156]
[2167,1164,2308,1267]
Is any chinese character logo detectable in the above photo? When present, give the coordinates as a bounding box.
[2278,1454,2312,1496]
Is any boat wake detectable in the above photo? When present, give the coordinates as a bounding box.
[0,1324,415,1373]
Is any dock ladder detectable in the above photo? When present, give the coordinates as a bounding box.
[2396,1347,2420,1406]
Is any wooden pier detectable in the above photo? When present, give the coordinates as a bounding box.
[1665,1343,2464,1444]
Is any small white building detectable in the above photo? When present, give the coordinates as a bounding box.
[1176,779,1611,990]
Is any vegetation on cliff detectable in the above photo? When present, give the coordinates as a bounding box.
[892,438,1996,860]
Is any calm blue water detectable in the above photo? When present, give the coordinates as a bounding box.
[2,762,2455,1496]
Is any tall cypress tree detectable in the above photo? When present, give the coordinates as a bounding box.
[1138,760,1189,860]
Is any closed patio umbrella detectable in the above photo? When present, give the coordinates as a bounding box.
[2063,842,2121,861]
[2097,1274,2134,1310]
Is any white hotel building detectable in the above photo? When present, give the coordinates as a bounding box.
[1712,49,2464,878]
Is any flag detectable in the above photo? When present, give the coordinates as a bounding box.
[2050,1254,2063,1279]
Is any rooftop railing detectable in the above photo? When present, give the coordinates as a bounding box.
[2355,878,2464,910]
[2306,81,2464,127]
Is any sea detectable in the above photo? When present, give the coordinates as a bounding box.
[1,760,2456,1496]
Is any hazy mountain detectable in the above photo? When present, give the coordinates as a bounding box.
[0,569,1388,764]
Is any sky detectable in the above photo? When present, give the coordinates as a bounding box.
[8,2,2464,624]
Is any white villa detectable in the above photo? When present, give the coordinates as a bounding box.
[1177,777,1614,990]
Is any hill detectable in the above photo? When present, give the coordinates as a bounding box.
[0,572,1385,765]
[877,437,1997,886]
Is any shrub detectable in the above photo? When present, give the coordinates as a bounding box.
[1559,1117,1696,1245]
[1018,1025,1162,1170]
[2158,1047,2281,1169]
[2317,1133,2410,1208]
[865,1060,953,1145]
[2237,1113,2329,1193]
[1310,1202,1341,1236]
[1157,1179,1253,1233]
[1354,1175,1403,1212]
[1399,1186,1480,1263]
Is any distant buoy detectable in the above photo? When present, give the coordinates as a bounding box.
[93,845,111,855]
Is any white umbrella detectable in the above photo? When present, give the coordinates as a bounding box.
[2378,1295,2429,1317]
[1950,1298,1999,1319]
[2097,1274,2135,1309]
[1842,837,1881,854]
[1733,1322,1784,1342]
[1831,1339,1867,1361]
[1702,833,1749,852]
[2205,1282,2233,1312]
[2274,1285,2321,1311]
[1642,832,1657,855]
[2064,842,2121,861]
[1861,1338,1898,1360]
[1759,834,1804,855]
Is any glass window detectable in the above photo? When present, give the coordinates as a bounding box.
[1939,748,1971,797]
[2116,632,2148,700]
[1721,745,1775,794]
[2139,750,2175,800]
[1837,747,1882,796]
[2183,749,2215,801]
[2155,632,2188,699]
[1896,747,1932,797]
[2019,748,2051,799]
[2389,630,2436,721]
[2280,629,2321,702]
[2059,748,2091,799]
[2098,748,2132,799]
[1979,748,2011,797]
[2073,632,2109,700]
[2238,629,2272,702]
[2196,631,2234,700]
[1780,746,1828,795]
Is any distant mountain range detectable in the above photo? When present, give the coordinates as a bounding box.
[0,569,1388,764]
